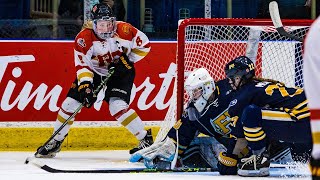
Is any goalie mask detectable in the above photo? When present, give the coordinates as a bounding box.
[225,56,255,90]
[91,3,116,40]
[185,68,216,112]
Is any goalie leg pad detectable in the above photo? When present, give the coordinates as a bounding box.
[129,136,176,168]
[181,144,213,168]
[182,137,221,168]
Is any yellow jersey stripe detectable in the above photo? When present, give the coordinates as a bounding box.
[244,130,265,138]
[131,48,149,56]
[121,112,138,126]
[243,126,262,133]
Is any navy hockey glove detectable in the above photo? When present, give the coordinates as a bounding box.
[78,81,96,108]
[109,53,134,77]
[217,152,238,175]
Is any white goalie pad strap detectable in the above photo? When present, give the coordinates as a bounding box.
[108,97,129,116]
[116,109,145,139]
[129,136,176,162]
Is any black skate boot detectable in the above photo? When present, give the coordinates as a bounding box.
[35,138,66,158]
[129,129,153,154]
[238,152,270,177]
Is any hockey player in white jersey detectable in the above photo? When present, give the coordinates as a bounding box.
[36,3,152,158]
[303,15,320,180]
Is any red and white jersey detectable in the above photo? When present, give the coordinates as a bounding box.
[303,16,320,157]
[74,21,151,83]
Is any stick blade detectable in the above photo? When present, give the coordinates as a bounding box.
[24,157,33,164]
[269,1,283,28]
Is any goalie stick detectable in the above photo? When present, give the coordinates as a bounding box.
[29,158,299,174]
[29,159,218,173]
[269,1,303,42]
[24,67,115,164]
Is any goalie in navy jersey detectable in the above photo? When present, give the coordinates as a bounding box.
[129,68,253,173]
[225,56,312,177]
[35,3,152,158]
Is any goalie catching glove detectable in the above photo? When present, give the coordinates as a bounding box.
[109,53,134,77]
[78,81,96,108]
[129,136,176,169]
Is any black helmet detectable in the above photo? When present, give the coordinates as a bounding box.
[225,56,255,88]
[91,4,116,39]
[91,3,114,20]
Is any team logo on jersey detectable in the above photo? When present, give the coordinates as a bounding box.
[77,38,86,48]
[210,109,232,136]
[122,25,130,35]
[229,99,237,107]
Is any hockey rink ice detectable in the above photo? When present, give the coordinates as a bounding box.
[0,150,312,180]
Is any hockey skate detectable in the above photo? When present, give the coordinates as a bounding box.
[35,138,65,158]
[237,152,270,177]
[129,129,153,154]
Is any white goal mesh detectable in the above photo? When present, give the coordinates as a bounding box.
[155,18,312,142]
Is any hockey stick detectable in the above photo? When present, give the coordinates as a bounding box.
[29,159,218,173]
[170,129,179,169]
[269,1,303,42]
[29,158,298,174]
[24,67,115,164]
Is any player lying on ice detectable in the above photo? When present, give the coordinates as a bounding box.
[130,64,312,176]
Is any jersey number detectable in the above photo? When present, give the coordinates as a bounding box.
[265,84,303,97]
[136,36,142,46]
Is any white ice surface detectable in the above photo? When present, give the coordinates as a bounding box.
[0,151,312,180]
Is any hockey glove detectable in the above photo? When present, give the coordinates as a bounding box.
[217,152,238,175]
[78,81,96,108]
[109,53,134,77]
[129,136,176,169]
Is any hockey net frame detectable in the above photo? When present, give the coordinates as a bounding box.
[155,18,313,142]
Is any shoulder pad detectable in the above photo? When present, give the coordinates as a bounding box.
[82,20,93,30]
[116,22,138,40]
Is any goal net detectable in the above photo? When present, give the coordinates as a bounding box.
[155,18,312,142]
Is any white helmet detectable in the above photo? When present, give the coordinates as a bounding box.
[185,68,216,112]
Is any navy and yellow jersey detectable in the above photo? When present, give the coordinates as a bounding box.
[167,79,235,154]
[229,79,310,122]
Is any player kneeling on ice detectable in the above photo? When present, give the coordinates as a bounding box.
[224,56,312,177]
[130,68,250,172]
[35,3,152,158]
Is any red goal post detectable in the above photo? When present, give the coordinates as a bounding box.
[155,18,313,142]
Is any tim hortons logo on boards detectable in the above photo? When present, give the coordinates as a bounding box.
[0,55,176,113]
